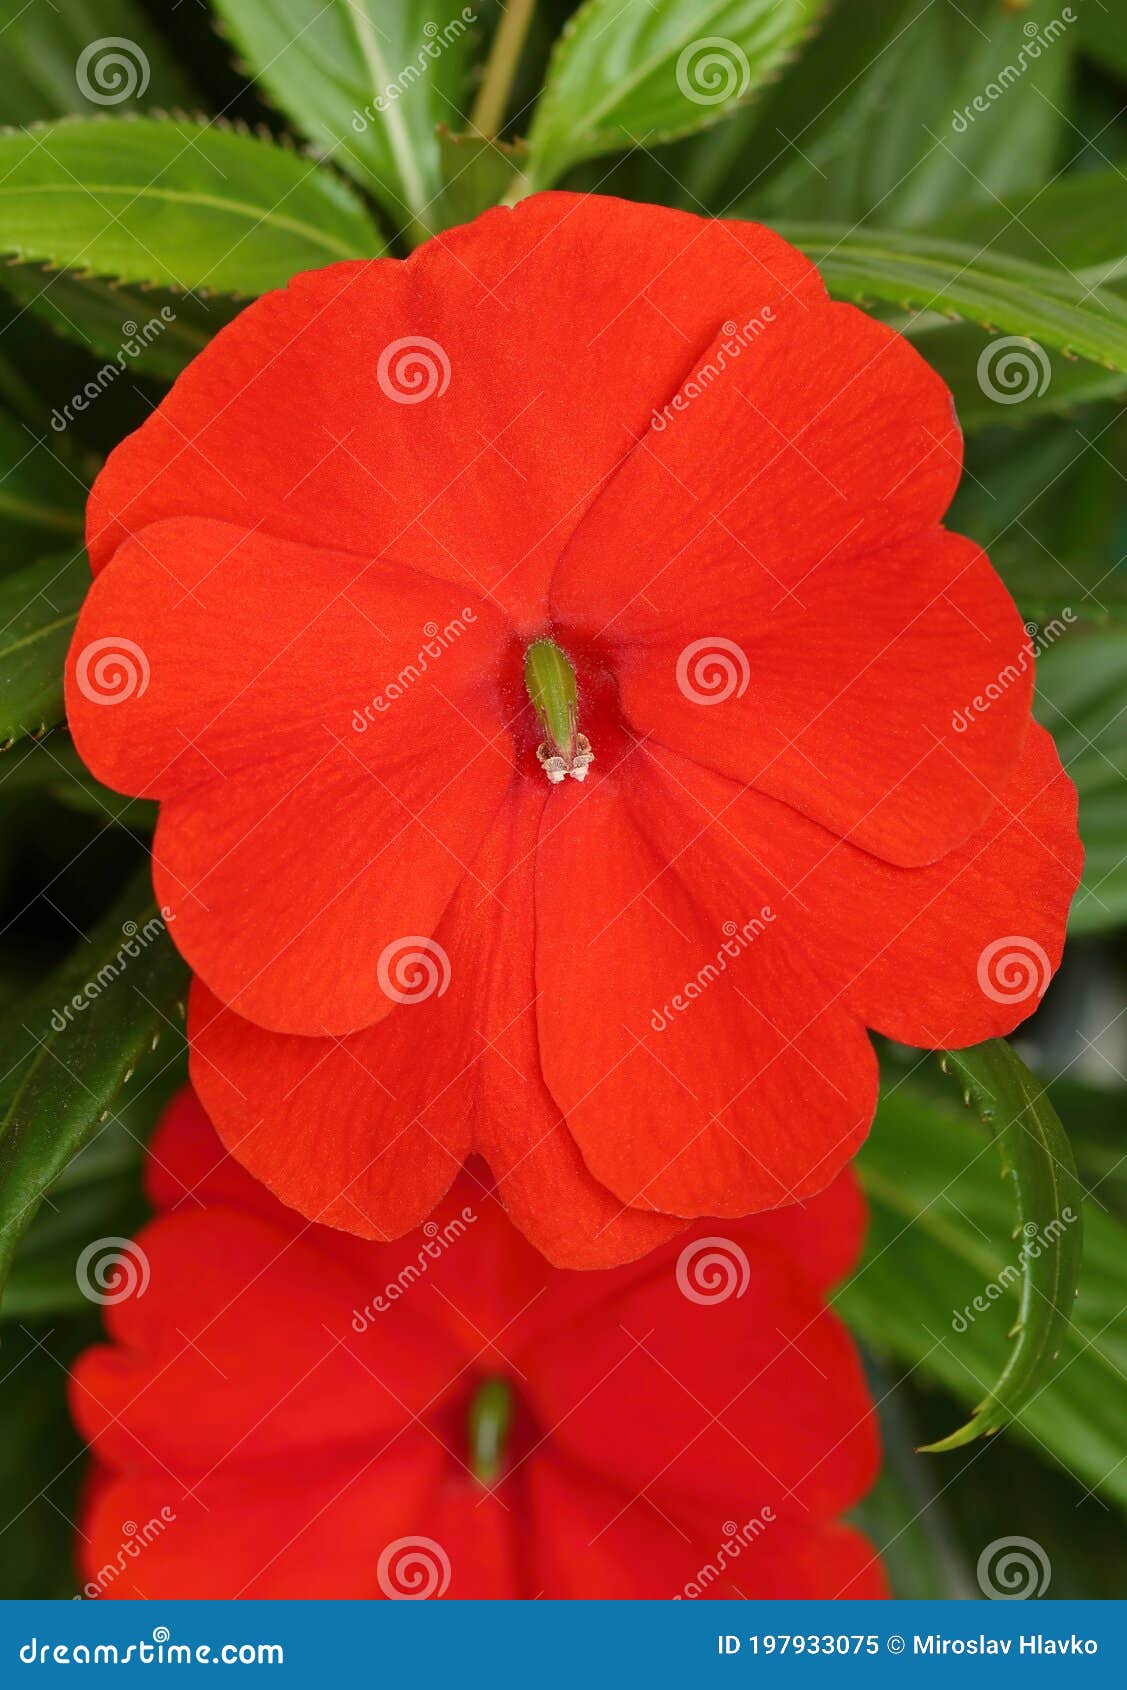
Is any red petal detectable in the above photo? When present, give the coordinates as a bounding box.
[87,196,820,630]
[66,520,513,1036]
[77,1444,443,1599]
[143,1083,283,1219]
[535,759,878,1216]
[190,782,679,1266]
[646,723,1080,1048]
[72,1096,883,1600]
[528,1464,886,1598]
[523,1235,881,1535]
[560,524,1029,867]
[550,298,959,635]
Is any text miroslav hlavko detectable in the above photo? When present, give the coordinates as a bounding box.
[914,1636,1097,1655]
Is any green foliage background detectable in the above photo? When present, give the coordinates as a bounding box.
[0,0,1125,1600]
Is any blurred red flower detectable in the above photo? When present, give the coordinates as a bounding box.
[66,193,1080,1265]
[70,1089,886,1601]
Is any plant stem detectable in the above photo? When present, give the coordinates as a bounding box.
[471,0,537,139]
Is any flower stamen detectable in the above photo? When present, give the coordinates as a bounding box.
[467,1375,514,1485]
[524,637,593,783]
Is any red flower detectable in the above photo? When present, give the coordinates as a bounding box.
[70,1088,886,1601]
[66,193,1081,1266]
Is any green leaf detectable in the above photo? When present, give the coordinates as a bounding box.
[745,0,1075,227]
[849,1358,974,1599]
[211,0,479,239]
[1035,628,1127,934]
[0,0,194,125]
[775,222,1127,371]
[0,551,88,743]
[947,411,1127,623]
[0,267,238,383]
[0,871,187,1307]
[436,129,527,229]
[0,731,157,829]
[0,119,383,295]
[921,1042,1083,1451]
[936,169,1127,285]
[0,1321,89,1597]
[0,409,84,564]
[910,320,1127,434]
[1079,1,1127,82]
[1,1119,148,1321]
[524,0,821,190]
[837,1056,1127,1508]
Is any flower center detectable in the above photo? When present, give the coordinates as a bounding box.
[467,1374,514,1484]
[523,637,594,784]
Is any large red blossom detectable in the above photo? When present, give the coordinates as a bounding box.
[70,1088,886,1601]
[65,192,1081,1266]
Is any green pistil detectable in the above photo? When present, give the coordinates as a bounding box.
[523,638,593,783]
[468,1376,514,1485]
